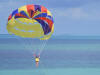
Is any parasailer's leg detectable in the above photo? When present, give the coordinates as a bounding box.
[36,61,39,67]
[33,53,40,67]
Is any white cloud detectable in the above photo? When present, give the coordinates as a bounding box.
[50,7,89,20]
[68,8,88,19]
[50,2,100,21]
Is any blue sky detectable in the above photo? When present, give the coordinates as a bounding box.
[0,0,100,36]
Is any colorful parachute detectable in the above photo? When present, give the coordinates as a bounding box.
[7,4,54,40]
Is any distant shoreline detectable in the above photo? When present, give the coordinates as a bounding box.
[1,34,100,39]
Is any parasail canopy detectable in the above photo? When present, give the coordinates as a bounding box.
[7,4,54,40]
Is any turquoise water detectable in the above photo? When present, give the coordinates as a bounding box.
[0,68,100,75]
[0,36,100,75]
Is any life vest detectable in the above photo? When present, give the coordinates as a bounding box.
[35,58,39,62]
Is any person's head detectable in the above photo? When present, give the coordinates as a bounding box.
[36,56,38,58]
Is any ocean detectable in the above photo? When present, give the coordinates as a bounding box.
[0,35,100,75]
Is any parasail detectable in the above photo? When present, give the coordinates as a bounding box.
[7,4,54,40]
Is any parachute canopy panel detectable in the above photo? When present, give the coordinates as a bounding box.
[7,4,54,40]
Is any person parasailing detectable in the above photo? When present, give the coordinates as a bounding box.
[33,54,40,67]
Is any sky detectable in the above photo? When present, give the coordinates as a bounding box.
[0,0,100,36]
